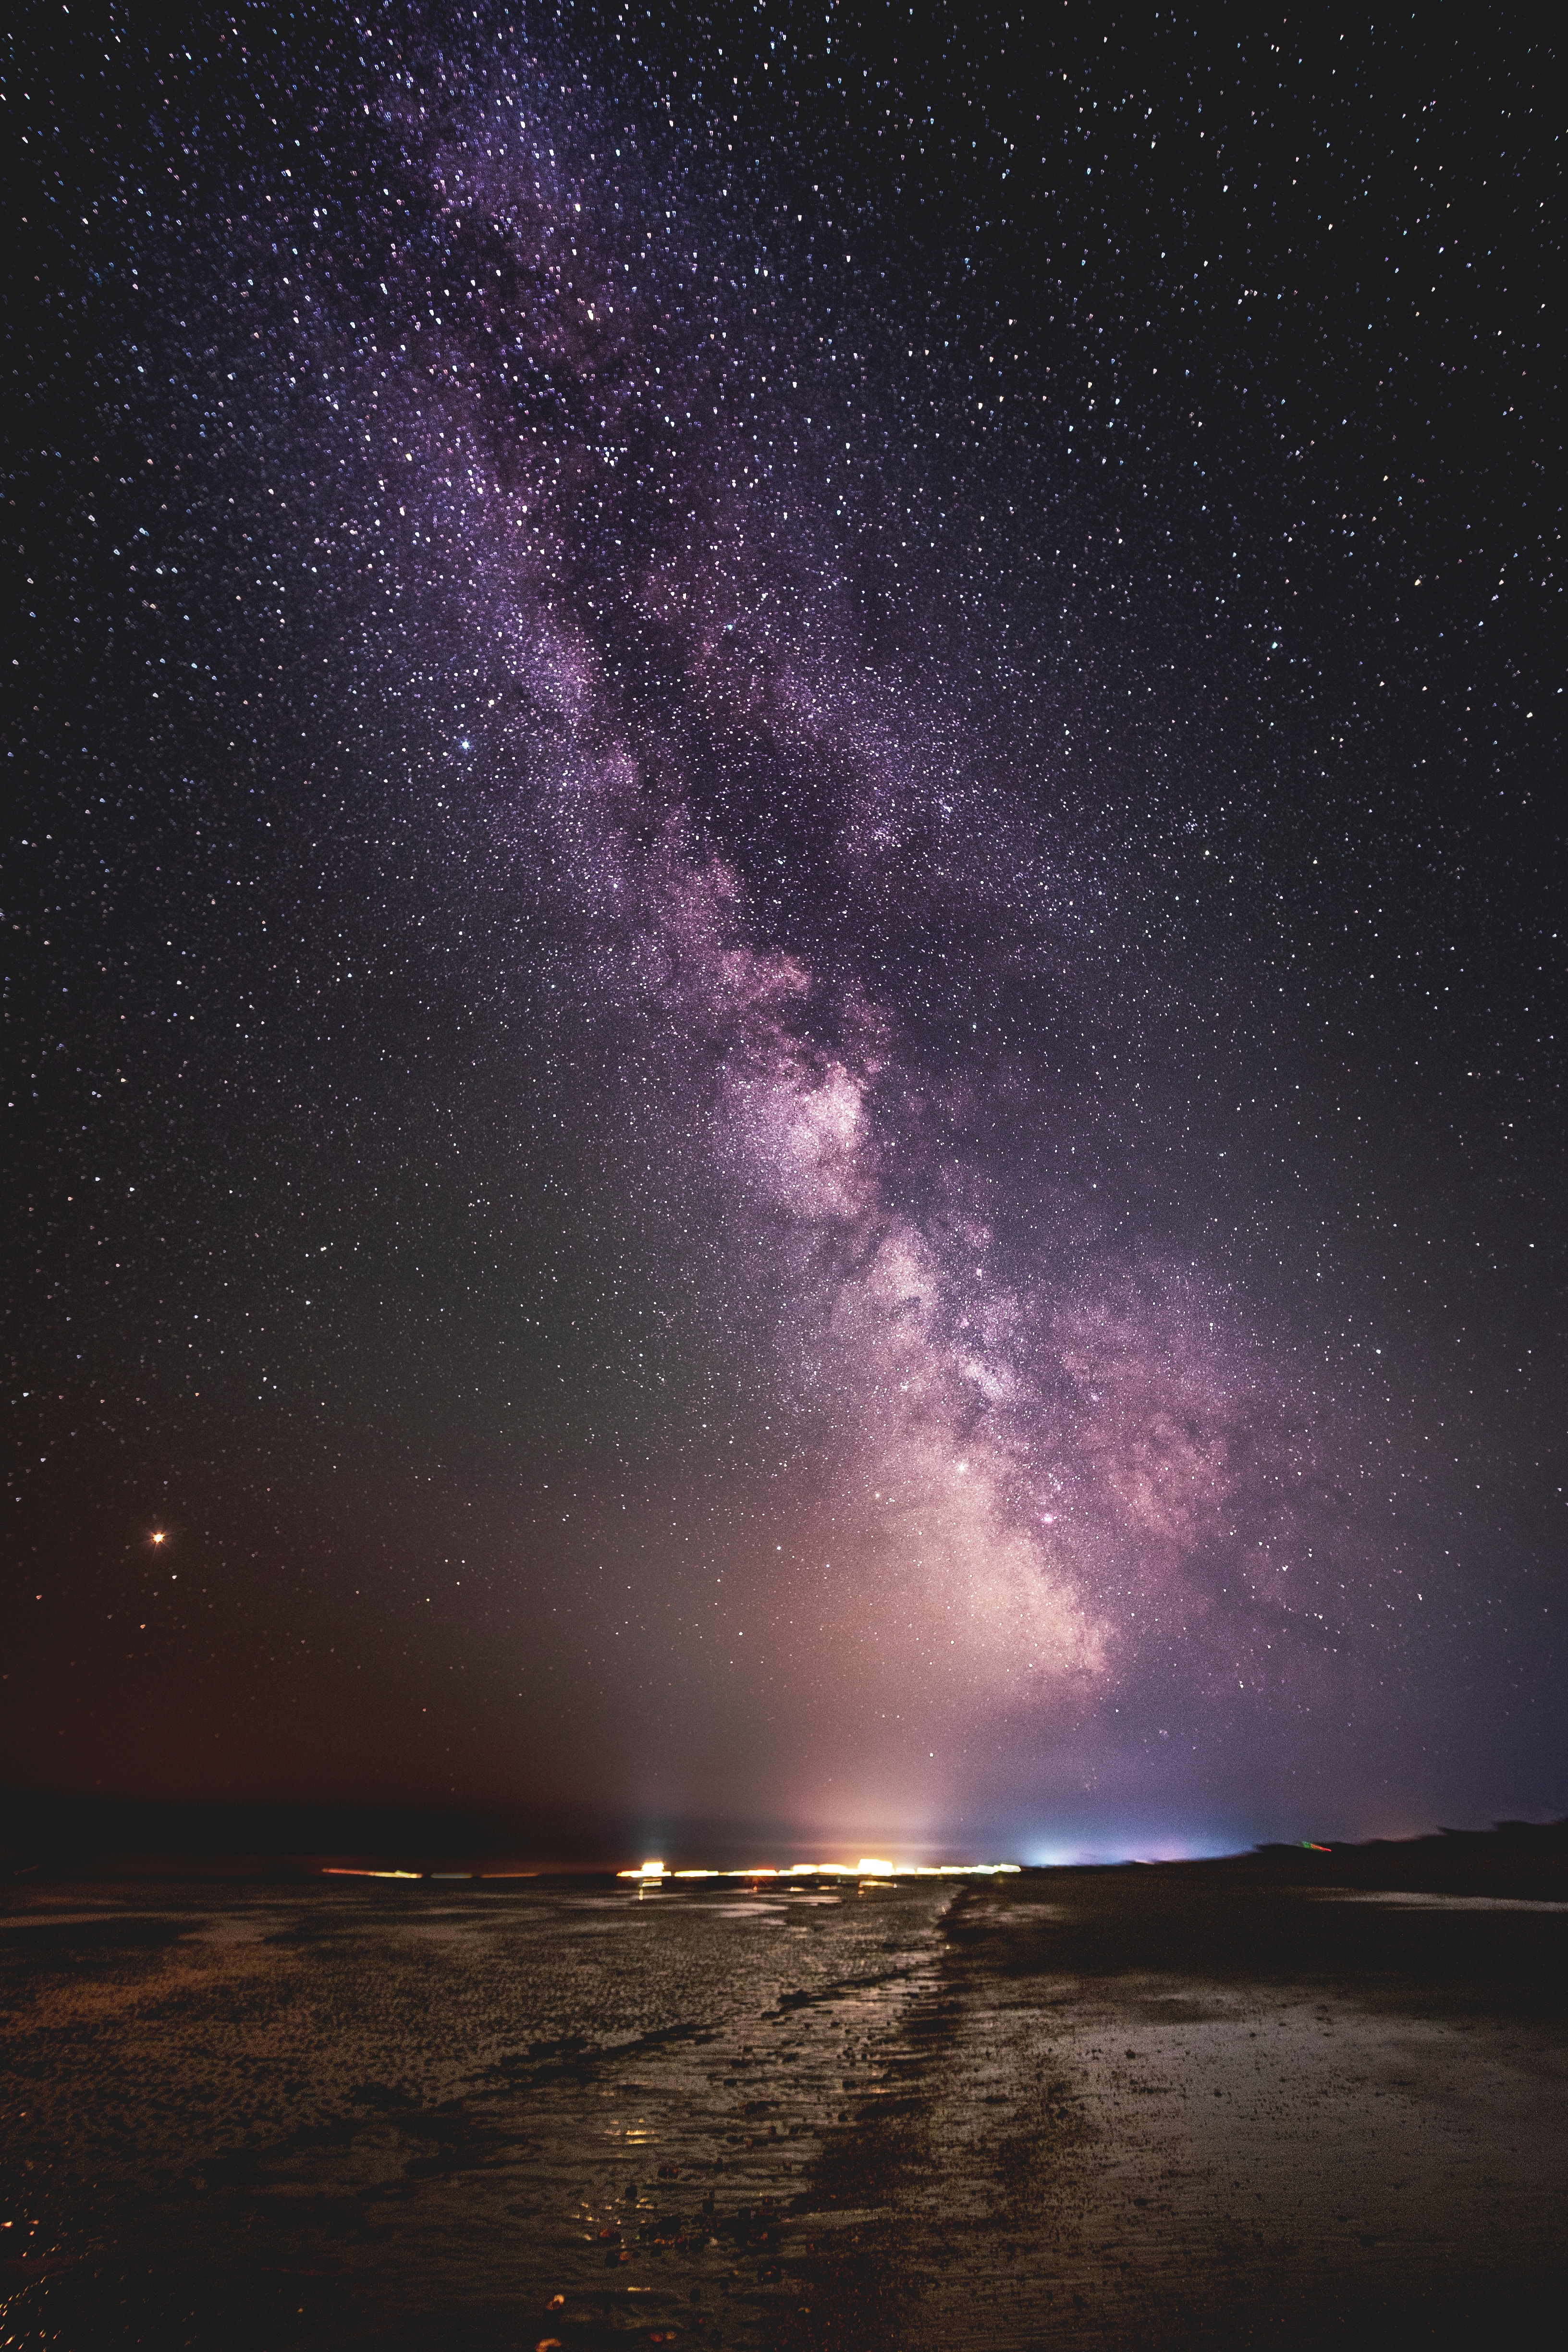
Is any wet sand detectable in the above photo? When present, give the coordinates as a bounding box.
[2,1863,1564,2347]
[784,1867,1568,2349]
[0,1873,947,2348]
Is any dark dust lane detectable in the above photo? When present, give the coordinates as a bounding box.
[777,1866,1568,2350]
[0,1874,952,2349]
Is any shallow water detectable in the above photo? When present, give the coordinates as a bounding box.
[6,1866,1567,2349]
[0,1874,948,2348]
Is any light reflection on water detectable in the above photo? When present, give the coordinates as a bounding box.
[0,1874,955,2350]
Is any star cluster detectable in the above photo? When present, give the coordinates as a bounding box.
[5,5,1561,1854]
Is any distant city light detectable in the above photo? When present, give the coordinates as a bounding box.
[321,1867,422,1879]
[615,1858,1020,1881]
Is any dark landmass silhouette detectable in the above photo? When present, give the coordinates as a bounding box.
[4,1784,1564,1894]
[0,1788,605,1876]
[1247,1818,1568,1902]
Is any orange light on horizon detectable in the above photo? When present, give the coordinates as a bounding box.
[321,1867,422,1880]
[614,1857,1022,1881]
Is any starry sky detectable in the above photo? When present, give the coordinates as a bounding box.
[5,4,1563,1862]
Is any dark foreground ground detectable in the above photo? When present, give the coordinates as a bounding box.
[2,1850,1564,2349]
[789,1863,1568,2350]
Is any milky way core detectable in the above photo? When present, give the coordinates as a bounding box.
[6,8,1562,1857]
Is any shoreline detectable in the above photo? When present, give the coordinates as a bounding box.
[779,1864,1568,2348]
[2,1853,1564,2348]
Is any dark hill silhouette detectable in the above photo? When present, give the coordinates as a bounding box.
[1245,1818,1568,1901]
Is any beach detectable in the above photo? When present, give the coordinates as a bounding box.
[2,1862,1564,2347]
[784,1865,1568,2347]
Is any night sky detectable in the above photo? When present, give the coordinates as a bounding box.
[6,4,1562,1862]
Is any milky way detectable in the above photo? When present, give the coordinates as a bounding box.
[7,7,1562,1855]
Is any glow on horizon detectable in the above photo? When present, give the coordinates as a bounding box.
[1021,1828,1259,1868]
[615,1858,1022,1880]
[321,1866,422,1879]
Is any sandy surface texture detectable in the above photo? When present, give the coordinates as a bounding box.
[780,1867,1568,2349]
[0,1875,945,2348]
[2,1864,1565,2348]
